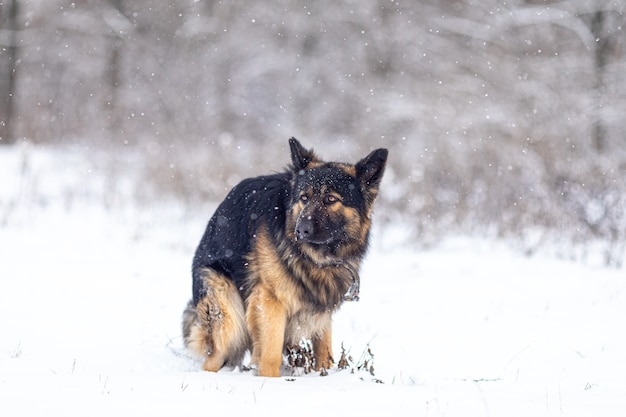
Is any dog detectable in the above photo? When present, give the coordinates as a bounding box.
[182,138,387,377]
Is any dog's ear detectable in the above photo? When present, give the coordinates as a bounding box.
[356,148,388,190]
[289,137,319,171]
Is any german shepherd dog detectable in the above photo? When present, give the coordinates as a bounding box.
[182,138,387,377]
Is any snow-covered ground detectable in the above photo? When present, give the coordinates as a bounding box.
[1,144,625,416]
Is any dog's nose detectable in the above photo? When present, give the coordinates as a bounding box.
[296,217,313,240]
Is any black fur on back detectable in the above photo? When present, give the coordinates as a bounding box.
[192,172,291,305]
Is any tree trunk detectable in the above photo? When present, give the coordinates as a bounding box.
[590,10,608,153]
[106,0,125,137]
[0,0,19,144]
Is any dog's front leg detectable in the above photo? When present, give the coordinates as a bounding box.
[313,320,334,371]
[247,286,286,377]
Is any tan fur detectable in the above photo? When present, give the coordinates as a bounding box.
[312,320,334,370]
[245,227,341,376]
[183,269,248,371]
[246,285,287,377]
[337,163,357,177]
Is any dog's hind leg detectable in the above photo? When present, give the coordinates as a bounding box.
[182,269,248,371]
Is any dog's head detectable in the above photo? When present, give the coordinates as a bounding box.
[287,138,387,259]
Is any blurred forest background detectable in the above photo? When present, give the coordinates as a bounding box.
[1,0,625,264]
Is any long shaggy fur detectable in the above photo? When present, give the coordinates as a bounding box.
[182,138,387,377]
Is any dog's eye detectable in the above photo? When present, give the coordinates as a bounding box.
[300,194,309,203]
[324,195,338,205]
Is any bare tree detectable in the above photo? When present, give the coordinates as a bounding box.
[0,0,19,144]
[2,0,625,262]
[587,7,624,153]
